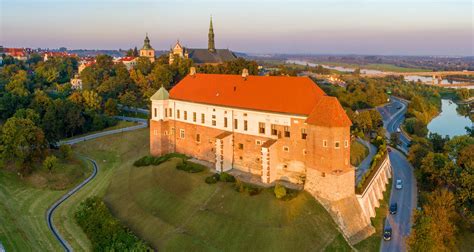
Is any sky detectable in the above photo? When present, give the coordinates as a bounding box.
[1,0,473,56]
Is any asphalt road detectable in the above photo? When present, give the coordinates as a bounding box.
[48,116,147,251]
[380,97,417,252]
[355,138,377,183]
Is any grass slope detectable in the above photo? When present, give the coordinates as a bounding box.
[104,157,351,251]
[0,157,88,251]
[52,128,150,251]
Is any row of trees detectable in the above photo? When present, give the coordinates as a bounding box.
[407,134,473,251]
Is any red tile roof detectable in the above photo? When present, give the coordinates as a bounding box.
[306,96,352,127]
[170,74,326,116]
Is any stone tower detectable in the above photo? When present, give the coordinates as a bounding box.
[208,17,216,53]
[140,33,155,62]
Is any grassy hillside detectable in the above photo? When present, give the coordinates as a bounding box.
[104,156,351,251]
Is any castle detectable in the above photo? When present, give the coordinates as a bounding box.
[169,17,237,65]
[149,69,375,243]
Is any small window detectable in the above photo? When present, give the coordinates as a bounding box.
[234,119,238,129]
[224,117,228,128]
[323,140,328,147]
[165,109,168,117]
[164,130,168,135]
[301,128,307,140]
[238,143,244,150]
[303,149,307,155]
[201,113,205,124]
[344,140,349,148]
[243,113,247,116]
[271,124,277,136]
[284,126,290,138]
[335,141,340,149]
[283,146,289,152]
[184,111,187,120]
[244,120,248,131]
[153,129,158,135]
[239,156,243,160]
[212,115,216,119]
[256,140,262,145]
[177,110,180,119]
[259,122,265,134]
[154,108,157,118]
[196,133,201,143]
[180,129,185,139]
[171,127,175,135]
[212,120,216,126]
[193,112,197,122]
[169,108,173,117]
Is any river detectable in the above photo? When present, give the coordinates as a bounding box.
[427,99,473,137]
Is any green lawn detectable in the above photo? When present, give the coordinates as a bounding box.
[354,179,392,251]
[316,61,427,73]
[62,120,139,141]
[351,139,369,167]
[104,154,351,251]
[0,156,89,251]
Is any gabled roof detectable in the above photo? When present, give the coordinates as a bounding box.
[187,49,237,64]
[305,96,352,127]
[169,74,326,115]
[150,86,169,101]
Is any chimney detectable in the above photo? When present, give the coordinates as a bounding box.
[242,68,249,79]
[189,67,196,76]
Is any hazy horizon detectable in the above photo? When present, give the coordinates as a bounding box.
[1,0,473,56]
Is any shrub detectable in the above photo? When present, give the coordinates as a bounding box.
[219,172,236,182]
[176,160,205,173]
[133,156,154,167]
[59,145,73,159]
[274,184,287,199]
[234,179,262,196]
[205,174,219,184]
[133,153,188,167]
[43,155,58,172]
[75,197,151,251]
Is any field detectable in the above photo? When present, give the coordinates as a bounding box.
[104,154,351,251]
[316,61,427,73]
[62,120,138,141]
[0,157,89,251]
[350,139,369,166]
[354,179,392,251]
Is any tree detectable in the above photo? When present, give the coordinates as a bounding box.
[43,155,58,173]
[13,108,40,125]
[82,90,102,111]
[6,70,30,97]
[353,110,373,133]
[135,57,153,75]
[30,89,52,117]
[133,47,139,57]
[390,132,401,147]
[150,64,173,89]
[0,117,46,172]
[59,145,73,160]
[119,91,138,109]
[104,98,118,116]
[408,137,432,169]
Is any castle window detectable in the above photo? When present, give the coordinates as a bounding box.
[238,143,244,150]
[154,108,157,118]
[234,119,238,129]
[301,128,307,140]
[171,127,175,135]
[335,141,340,149]
[184,111,187,120]
[243,113,247,116]
[212,120,216,126]
[224,117,228,128]
[212,115,216,119]
[169,108,172,117]
[196,133,201,143]
[256,140,262,145]
[201,114,205,124]
[271,124,277,136]
[323,140,328,147]
[303,149,307,155]
[154,129,158,136]
[344,140,349,148]
[165,109,168,117]
[283,146,289,152]
[177,110,180,119]
[193,112,197,122]
[284,126,290,138]
[164,130,168,135]
[180,129,185,139]
[244,120,248,131]
[259,122,265,134]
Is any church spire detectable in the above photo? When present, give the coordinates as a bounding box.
[142,33,153,50]
[208,16,215,52]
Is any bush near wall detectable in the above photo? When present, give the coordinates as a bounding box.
[176,160,206,173]
[75,197,151,251]
[133,153,187,167]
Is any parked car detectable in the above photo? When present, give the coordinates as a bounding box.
[383,227,392,241]
[396,179,403,189]
[390,203,398,214]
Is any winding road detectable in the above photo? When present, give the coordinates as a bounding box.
[379,97,417,252]
[47,116,148,251]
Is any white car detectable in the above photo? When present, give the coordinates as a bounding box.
[396,179,403,189]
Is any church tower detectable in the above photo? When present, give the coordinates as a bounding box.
[140,33,155,62]
[208,17,216,53]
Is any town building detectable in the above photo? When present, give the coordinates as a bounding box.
[140,34,155,63]
[114,56,138,70]
[3,48,28,61]
[70,74,83,90]
[169,17,237,65]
